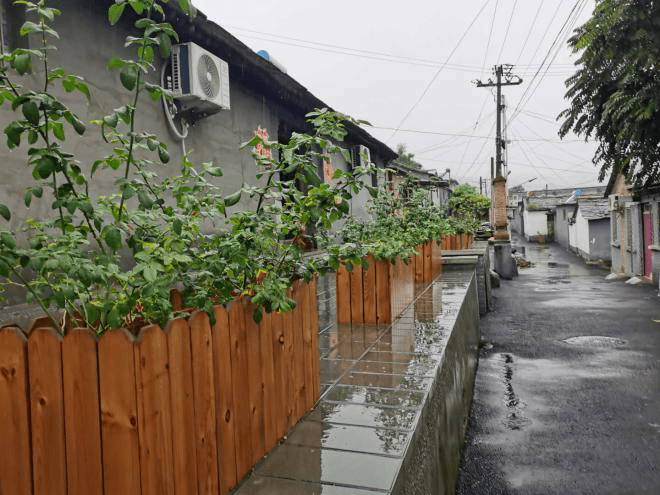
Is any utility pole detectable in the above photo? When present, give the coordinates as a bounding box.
[474,65,522,179]
[474,64,522,278]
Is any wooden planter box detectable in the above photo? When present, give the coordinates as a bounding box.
[412,241,443,284]
[0,280,319,495]
[336,255,414,325]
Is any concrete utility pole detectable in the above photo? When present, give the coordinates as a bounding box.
[475,65,522,180]
[474,65,522,278]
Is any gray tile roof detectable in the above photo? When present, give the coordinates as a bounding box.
[578,198,610,220]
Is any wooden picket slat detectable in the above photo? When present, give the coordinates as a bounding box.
[349,264,364,324]
[414,244,424,283]
[135,325,175,495]
[212,305,237,495]
[227,300,252,482]
[0,281,318,495]
[309,277,321,402]
[244,302,265,464]
[0,328,32,495]
[292,283,306,421]
[258,311,277,452]
[375,259,392,324]
[270,310,287,439]
[283,295,295,429]
[166,318,198,495]
[28,327,67,495]
[189,312,219,495]
[335,263,351,323]
[301,280,314,410]
[423,242,432,281]
[62,329,103,495]
[98,329,141,495]
[363,255,377,324]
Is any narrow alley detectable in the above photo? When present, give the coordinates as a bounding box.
[456,235,660,494]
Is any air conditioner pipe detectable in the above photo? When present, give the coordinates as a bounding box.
[160,61,189,147]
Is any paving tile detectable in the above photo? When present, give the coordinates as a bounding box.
[235,475,386,494]
[255,444,401,492]
[338,371,434,391]
[307,400,420,431]
[285,419,411,457]
[320,358,355,384]
[323,384,426,409]
[350,359,437,377]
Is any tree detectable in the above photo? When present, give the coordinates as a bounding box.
[448,183,490,225]
[395,143,422,169]
[559,0,660,188]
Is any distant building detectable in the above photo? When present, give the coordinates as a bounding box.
[510,186,606,243]
[605,171,660,281]
[556,198,610,262]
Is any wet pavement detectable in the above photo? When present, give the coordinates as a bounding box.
[235,265,479,494]
[456,235,660,494]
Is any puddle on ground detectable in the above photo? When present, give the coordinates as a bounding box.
[547,262,569,268]
[501,354,532,431]
[562,336,627,347]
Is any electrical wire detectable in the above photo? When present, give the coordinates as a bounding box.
[509,0,588,124]
[386,0,493,143]
[495,0,518,62]
[515,1,545,65]
[371,125,583,142]
[481,0,499,77]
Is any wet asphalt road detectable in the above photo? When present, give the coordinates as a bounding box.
[455,236,660,494]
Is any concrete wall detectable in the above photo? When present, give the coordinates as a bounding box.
[392,271,480,495]
[0,0,385,236]
[510,203,523,234]
[0,0,393,305]
[574,208,591,257]
[588,218,611,261]
[523,209,548,241]
[554,204,573,249]
[609,175,633,275]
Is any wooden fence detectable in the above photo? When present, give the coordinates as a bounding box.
[336,255,414,325]
[441,234,474,250]
[0,280,320,495]
[413,241,443,284]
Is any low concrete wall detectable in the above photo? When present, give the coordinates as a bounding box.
[392,272,480,495]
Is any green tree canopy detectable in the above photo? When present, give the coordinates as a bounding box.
[559,0,660,188]
[448,183,490,221]
[395,143,422,169]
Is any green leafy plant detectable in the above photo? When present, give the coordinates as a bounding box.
[0,0,375,331]
[447,183,490,233]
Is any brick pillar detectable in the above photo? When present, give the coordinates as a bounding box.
[492,175,509,240]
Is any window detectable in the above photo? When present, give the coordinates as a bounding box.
[0,0,26,54]
[612,209,618,243]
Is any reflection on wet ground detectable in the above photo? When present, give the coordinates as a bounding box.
[235,265,476,494]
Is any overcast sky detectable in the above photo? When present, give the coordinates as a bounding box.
[193,0,599,192]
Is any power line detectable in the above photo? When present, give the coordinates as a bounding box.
[509,0,588,124]
[481,0,499,76]
[227,25,581,81]
[386,0,493,143]
[515,1,545,64]
[495,0,518,62]
[371,125,584,142]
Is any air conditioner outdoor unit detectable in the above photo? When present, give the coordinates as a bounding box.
[352,144,371,168]
[171,42,230,116]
